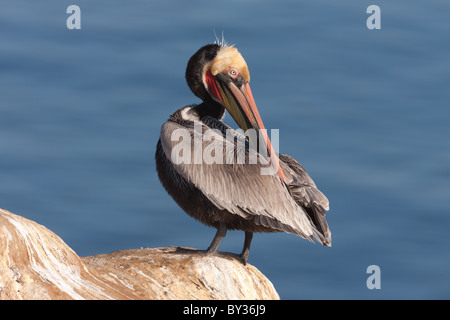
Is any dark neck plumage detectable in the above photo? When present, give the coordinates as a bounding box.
[193,99,226,120]
[185,44,225,120]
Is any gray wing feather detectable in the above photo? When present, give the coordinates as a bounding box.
[279,154,331,245]
[279,154,329,211]
[160,117,317,241]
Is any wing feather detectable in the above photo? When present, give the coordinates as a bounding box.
[279,154,331,245]
[160,117,317,241]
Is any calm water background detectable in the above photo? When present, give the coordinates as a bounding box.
[1,0,449,299]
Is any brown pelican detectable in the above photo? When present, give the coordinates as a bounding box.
[155,43,331,263]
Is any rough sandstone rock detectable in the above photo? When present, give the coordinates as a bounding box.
[0,208,279,300]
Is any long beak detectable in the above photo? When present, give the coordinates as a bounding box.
[212,77,287,183]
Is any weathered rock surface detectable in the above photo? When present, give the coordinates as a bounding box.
[0,208,279,300]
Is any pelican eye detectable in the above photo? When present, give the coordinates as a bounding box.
[229,68,239,79]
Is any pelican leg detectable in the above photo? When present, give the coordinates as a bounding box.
[206,223,227,255]
[240,231,253,265]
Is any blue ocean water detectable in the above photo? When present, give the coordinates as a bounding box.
[1,0,449,299]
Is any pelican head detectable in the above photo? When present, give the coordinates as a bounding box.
[185,43,286,182]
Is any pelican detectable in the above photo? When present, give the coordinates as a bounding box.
[155,42,331,263]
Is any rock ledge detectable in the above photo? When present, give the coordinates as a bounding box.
[0,208,279,300]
